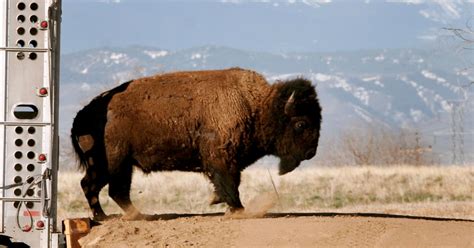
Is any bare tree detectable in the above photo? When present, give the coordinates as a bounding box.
[324,125,435,166]
[443,20,474,86]
[443,18,474,51]
[442,26,474,51]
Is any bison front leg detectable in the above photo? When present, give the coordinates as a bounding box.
[208,168,243,212]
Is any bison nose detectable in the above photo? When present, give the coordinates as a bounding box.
[305,149,316,160]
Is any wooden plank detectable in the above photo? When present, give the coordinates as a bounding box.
[63,218,91,248]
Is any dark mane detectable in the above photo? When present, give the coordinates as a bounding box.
[271,77,322,121]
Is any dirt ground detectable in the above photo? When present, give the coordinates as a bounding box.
[79,212,473,247]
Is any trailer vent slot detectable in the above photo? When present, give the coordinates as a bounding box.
[17,2,26,10]
[30,3,38,11]
[14,176,22,183]
[27,151,35,159]
[14,151,22,159]
[13,105,38,119]
[16,40,25,47]
[29,52,37,60]
[14,189,21,196]
[28,127,36,134]
[17,15,25,23]
[29,40,37,48]
[17,52,25,60]
[26,189,34,197]
[30,15,38,24]
[17,27,25,35]
[30,28,38,36]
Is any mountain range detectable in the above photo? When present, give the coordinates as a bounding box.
[59,45,474,164]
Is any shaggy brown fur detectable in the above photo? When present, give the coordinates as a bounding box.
[71,68,322,220]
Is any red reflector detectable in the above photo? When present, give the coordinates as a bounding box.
[39,87,48,96]
[40,21,48,29]
[38,154,46,162]
[36,220,45,228]
[22,224,32,232]
[24,210,41,217]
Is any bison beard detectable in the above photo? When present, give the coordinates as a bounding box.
[279,156,300,175]
[71,68,322,220]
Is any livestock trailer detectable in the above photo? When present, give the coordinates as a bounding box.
[0,0,63,247]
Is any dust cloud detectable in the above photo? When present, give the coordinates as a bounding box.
[228,192,278,219]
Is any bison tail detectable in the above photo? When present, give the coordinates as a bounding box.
[70,80,133,171]
[70,131,90,171]
[70,111,98,171]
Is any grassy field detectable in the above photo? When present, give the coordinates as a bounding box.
[57,165,473,220]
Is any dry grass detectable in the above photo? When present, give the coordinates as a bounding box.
[58,165,474,220]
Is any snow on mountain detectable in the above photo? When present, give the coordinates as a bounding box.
[361,75,384,87]
[143,50,168,59]
[61,46,472,125]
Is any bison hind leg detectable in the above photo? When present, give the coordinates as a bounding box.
[108,158,144,220]
[80,157,109,221]
[209,190,224,205]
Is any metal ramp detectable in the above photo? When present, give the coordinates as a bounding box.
[0,0,62,247]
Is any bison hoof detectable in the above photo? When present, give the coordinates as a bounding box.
[226,206,244,215]
[122,211,146,221]
[93,213,109,222]
[224,207,245,219]
[209,193,224,205]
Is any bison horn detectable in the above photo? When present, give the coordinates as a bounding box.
[284,91,296,116]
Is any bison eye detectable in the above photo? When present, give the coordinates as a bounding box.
[294,121,307,133]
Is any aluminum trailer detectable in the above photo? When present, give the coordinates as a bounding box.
[0,0,63,247]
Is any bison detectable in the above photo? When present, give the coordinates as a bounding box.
[71,68,322,220]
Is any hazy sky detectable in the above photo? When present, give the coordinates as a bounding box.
[60,0,474,53]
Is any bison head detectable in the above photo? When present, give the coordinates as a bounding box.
[272,78,322,175]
